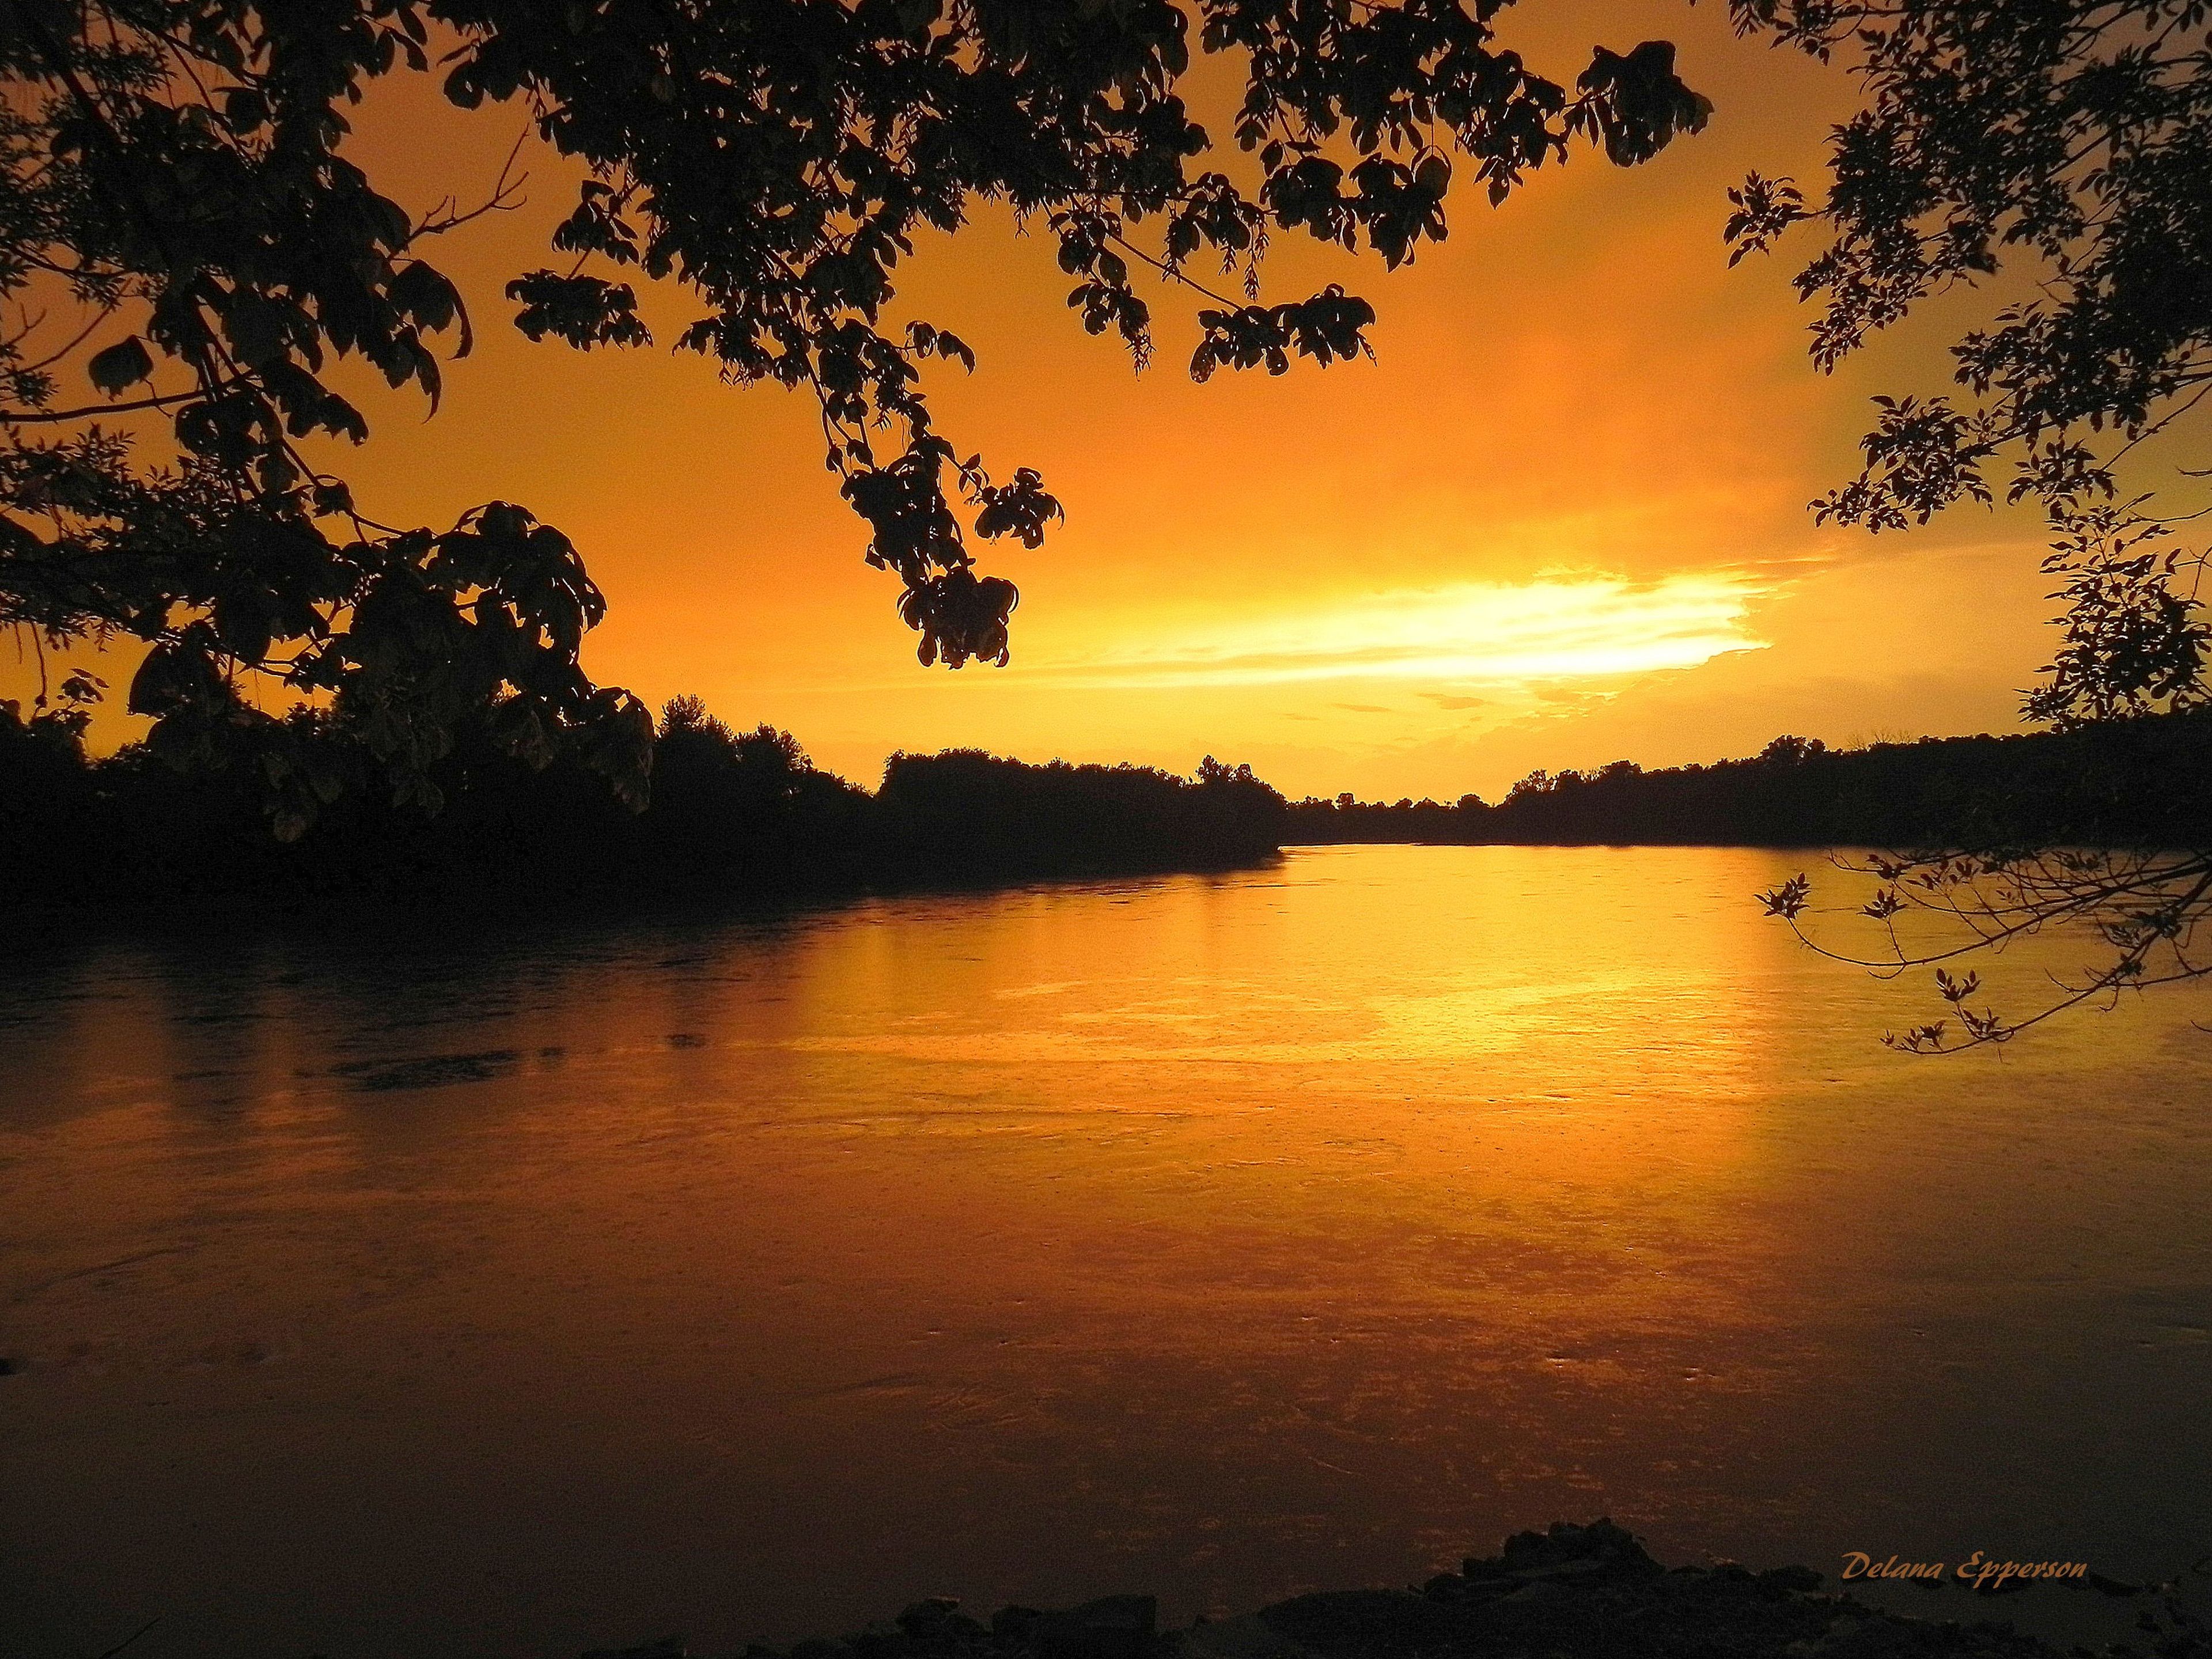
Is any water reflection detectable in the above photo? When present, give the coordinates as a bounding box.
[2,847,2209,1659]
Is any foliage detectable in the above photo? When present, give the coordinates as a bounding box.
[1725,0,2212,724]
[1725,0,2212,526]
[880,745,1286,874]
[2023,499,2212,727]
[1289,713,2212,852]
[1759,846,2212,1052]
[0,0,1714,834]
[0,692,1289,906]
[1725,0,2212,1041]
[0,0,655,835]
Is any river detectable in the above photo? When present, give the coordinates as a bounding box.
[4,846,2209,1658]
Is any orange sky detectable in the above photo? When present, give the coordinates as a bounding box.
[15,1,2082,802]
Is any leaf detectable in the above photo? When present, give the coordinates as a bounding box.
[506,272,653,349]
[389,261,474,356]
[88,336,154,397]
[221,292,289,368]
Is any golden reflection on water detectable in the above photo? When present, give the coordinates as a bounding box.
[3,847,2210,1659]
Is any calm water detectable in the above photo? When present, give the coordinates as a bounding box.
[5,845,2211,1659]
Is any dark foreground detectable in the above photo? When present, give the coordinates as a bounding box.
[589,1525,2203,1659]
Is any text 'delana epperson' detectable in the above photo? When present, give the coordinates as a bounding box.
[1843,1552,2090,1590]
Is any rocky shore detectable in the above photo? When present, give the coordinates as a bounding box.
[592,1522,2209,1659]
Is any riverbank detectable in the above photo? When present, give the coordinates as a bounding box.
[1291,711,2212,849]
[675,1523,2196,1659]
[13,699,2211,922]
[0,718,1289,916]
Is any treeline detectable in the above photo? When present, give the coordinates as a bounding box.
[0,694,1287,912]
[1293,717,2212,849]
[9,698,2206,916]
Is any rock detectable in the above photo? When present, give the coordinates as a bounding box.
[726,1520,2174,1659]
[1176,1619,1309,1659]
[1801,1613,1930,1659]
[898,1598,962,1638]
[1255,1590,1460,1653]
[849,1624,907,1659]
[1173,1613,1312,1659]
[1034,1596,1156,1659]
[991,1607,1043,1647]
[1760,1566,1826,1596]
[1478,1518,1662,1583]
[581,1640,683,1659]
[1499,1579,1571,1606]
[1506,1557,1609,1582]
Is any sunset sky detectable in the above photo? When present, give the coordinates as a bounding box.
[17,0,2079,802]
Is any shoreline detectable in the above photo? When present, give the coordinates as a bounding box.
[590,1524,2206,1659]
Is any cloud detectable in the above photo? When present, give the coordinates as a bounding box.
[1022,572,1776,692]
[1335,702,1392,714]
[1422,692,1492,710]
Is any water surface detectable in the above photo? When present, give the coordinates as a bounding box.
[4,846,2210,1658]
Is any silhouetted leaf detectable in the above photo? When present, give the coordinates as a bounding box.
[87,338,153,397]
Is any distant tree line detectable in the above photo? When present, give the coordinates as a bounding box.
[10,694,2207,917]
[0,694,1287,913]
[1289,718,2212,851]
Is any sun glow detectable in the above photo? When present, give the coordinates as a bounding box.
[1030,572,1774,691]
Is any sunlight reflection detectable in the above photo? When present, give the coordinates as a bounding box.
[5,849,2209,1659]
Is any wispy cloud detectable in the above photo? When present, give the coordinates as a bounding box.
[1028,572,1775,691]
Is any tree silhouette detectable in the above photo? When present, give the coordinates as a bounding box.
[1729,0,2212,1044]
[0,0,1711,835]
[0,687,1290,903]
